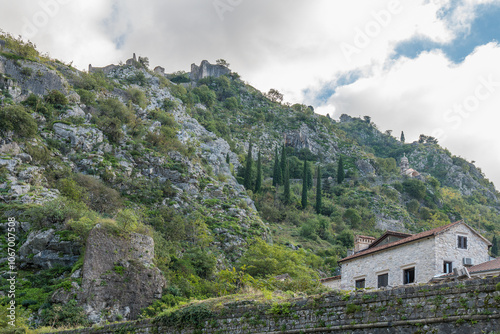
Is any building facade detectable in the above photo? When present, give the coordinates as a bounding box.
[339,221,491,289]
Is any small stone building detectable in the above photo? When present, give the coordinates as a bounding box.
[339,221,491,289]
[320,275,341,289]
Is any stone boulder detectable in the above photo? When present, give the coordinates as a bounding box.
[19,229,80,269]
[79,226,165,323]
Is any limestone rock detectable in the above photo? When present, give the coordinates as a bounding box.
[0,55,68,101]
[53,123,104,152]
[19,229,80,269]
[190,60,230,81]
[79,226,165,323]
[61,105,86,119]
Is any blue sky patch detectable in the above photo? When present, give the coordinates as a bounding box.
[393,3,500,63]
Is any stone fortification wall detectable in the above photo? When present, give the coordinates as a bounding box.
[52,277,500,334]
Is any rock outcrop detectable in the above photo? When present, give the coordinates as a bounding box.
[53,122,104,152]
[0,55,68,101]
[19,229,81,269]
[190,60,230,81]
[79,226,165,323]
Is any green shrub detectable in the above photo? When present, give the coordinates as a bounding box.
[24,197,89,228]
[346,303,361,314]
[127,87,148,108]
[0,105,37,138]
[40,300,89,328]
[75,89,96,105]
[238,239,318,279]
[44,89,68,106]
[223,96,239,110]
[154,303,214,329]
[73,174,123,214]
[403,179,426,200]
[20,67,33,76]
[192,85,216,107]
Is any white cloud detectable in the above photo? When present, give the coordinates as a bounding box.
[322,43,500,187]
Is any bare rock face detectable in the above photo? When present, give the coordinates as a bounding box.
[0,55,68,101]
[53,122,104,152]
[79,226,165,323]
[190,60,230,81]
[19,229,81,269]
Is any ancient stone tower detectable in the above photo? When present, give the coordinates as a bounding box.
[400,154,409,174]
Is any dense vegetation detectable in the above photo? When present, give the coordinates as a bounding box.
[0,34,499,332]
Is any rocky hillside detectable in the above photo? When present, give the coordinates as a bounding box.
[0,33,499,331]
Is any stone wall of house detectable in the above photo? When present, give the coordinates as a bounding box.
[52,277,500,334]
[435,223,490,273]
[340,223,491,290]
[340,237,436,289]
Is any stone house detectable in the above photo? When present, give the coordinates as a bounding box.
[338,221,491,290]
[319,275,341,289]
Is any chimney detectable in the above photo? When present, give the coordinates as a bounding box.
[354,235,375,253]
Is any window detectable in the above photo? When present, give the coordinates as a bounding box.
[403,267,415,284]
[355,279,365,289]
[457,236,468,249]
[443,261,453,274]
[378,273,388,288]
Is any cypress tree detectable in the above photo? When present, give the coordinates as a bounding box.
[255,150,262,193]
[226,152,230,164]
[273,146,280,186]
[400,131,405,143]
[337,156,345,184]
[492,235,499,256]
[306,160,313,190]
[301,159,308,209]
[283,160,290,204]
[280,144,287,184]
[316,165,322,214]
[243,141,253,190]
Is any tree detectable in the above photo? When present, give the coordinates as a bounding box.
[343,208,362,228]
[283,160,290,204]
[226,152,230,164]
[216,59,230,68]
[138,56,150,68]
[337,156,345,184]
[363,115,371,124]
[243,141,253,190]
[255,150,262,193]
[301,159,308,210]
[306,161,313,190]
[492,235,499,256]
[400,131,405,143]
[266,88,283,103]
[280,144,287,185]
[316,166,322,214]
[272,146,281,186]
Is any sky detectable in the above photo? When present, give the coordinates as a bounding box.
[1,0,500,188]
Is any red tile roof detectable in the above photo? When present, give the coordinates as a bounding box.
[339,221,469,263]
[468,258,500,274]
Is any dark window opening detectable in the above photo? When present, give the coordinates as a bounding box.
[355,279,365,289]
[457,236,468,249]
[378,273,388,288]
[403,267,415,284]
[443,261,453,274]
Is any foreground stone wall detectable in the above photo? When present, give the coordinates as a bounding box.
[53,277,500,334]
